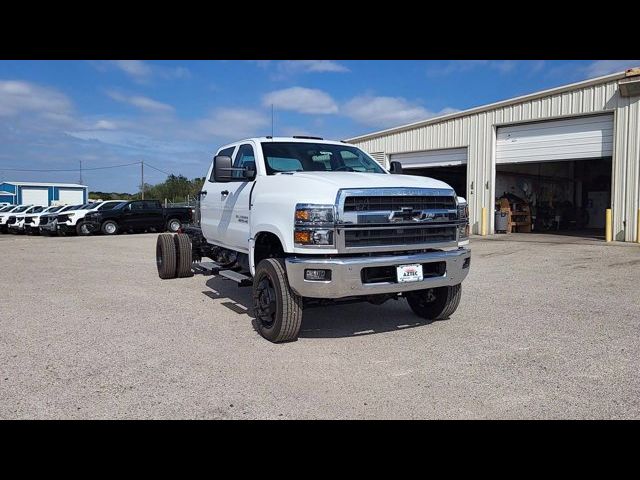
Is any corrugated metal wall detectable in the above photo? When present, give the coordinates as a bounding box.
[351,78,640,241]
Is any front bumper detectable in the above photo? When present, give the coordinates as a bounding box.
[284,248,470,299]
[56,222,76,233]
[40,220,58,233]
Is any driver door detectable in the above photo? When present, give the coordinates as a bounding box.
[200,143,255,252]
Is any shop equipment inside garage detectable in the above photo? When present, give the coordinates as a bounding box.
[348,67,640,243]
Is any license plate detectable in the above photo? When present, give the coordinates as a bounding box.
[396,264,423,283]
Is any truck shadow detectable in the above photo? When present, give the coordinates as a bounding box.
[203,277,439,339]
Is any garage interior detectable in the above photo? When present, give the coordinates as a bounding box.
[392,148,468,198]
[493,114,613,240]
[495,158,612,238]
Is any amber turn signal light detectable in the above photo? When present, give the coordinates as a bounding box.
[294,230,311,244]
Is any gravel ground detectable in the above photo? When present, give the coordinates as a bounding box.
[1,232,639,419]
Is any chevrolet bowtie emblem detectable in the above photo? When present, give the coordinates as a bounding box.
[388,207,434,223]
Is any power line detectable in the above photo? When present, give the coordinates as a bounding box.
[144,162,174,176]
[1,161,142,172]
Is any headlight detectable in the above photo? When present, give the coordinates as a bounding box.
[294,204,335,247]
[458,203,469,240]
[294,204,334,225]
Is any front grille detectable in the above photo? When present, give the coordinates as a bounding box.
[24,217,33,224]
[40,216,50,225]
[344,195,456,212]
[6,216,16,224]
[56,215,69,222]
[344,226,457,248]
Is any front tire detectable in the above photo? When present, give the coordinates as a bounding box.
[101,220,119,235]
[406,284,462,320]
[253,258,303,343]
[76,222,91,236]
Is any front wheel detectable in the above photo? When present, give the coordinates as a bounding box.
[253,258,303,343]
[76,222,92,236]
[101,220,119,235]
[166,218,181,233]
[406,284,462,320]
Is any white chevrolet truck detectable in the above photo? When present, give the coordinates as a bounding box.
[156,136,470,343]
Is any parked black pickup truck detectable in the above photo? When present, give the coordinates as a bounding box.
[83,200,193,235]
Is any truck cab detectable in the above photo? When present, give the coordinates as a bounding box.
[157,136,470,343]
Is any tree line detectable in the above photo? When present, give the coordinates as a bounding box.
[90,174,206,204]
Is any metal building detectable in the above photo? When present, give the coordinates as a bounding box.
[347,68,640,242]
[0,181,88,206]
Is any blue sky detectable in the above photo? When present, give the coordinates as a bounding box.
[0,59,638,192]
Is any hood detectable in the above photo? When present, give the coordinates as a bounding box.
[272,171,455,191]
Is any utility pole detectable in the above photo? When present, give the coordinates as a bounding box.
[271,104,274,137]
[79,160,83,184]
[141,161,145,200]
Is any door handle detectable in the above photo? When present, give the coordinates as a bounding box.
[220,190,229,196]
[200,190,207,196]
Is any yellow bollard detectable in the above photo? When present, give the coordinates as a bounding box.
[605,208,612,242]
[481,207,488,236]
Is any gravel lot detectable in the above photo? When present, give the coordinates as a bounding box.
[1,232,639,419]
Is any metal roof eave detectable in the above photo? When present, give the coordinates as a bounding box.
[345,70,628,143]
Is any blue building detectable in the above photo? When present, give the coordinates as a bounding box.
[0,182,88,206]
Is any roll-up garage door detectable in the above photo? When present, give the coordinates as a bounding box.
[391,147,468,168]
[496,114,614,164]
[58,189,84,205]
[21,188,49,206]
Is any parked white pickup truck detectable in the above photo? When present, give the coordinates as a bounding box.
[7,205,46,234]
[23,205,65,234]
[0,205,26,233]
[156,136,470,343]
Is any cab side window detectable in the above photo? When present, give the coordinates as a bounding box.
[209,146,236,182]
[232,144,256,179]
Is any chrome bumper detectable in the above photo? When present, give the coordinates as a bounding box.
[284,248,470,299]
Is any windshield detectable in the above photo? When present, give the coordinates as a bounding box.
[260,142,386,175]
[46,206,62,213]
[0,206,14,212]
[13,206,30,213]
[77,202,95,210]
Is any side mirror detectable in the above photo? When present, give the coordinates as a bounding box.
[213,155,234,182]
[389,161,403,174]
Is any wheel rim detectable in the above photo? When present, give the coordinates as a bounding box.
[254,274,277,329]
[169,220,180,231]
[80,224,90,235]
[105,223,116,234]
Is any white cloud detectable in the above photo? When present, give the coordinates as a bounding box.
[426,60,518,77]
[585,60,640,78]
[95,61,191,83]
[107,91,174,113]
[263,87,338,114]
[279,60,349,74]
[197,108,270,139]
[111,60,152,80]
[93,120,118,130]
[0,80,72,118]
[343,95,455,129]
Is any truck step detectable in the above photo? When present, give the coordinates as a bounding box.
[218,269,253,287]
[192,261,221,276]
